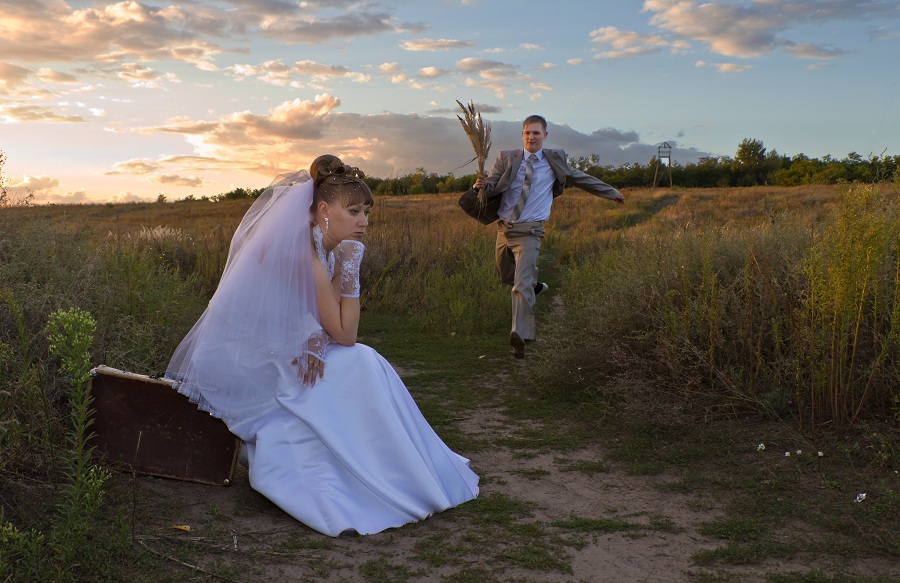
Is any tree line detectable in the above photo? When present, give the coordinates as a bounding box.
[583,139,899,190]
[9,138,894,207]
[193,138,896,202]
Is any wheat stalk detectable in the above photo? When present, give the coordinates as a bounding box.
[456,99,492,204]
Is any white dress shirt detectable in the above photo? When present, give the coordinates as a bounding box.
[497,149,554,223]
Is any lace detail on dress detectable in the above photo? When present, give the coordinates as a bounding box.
[313,224,335,278]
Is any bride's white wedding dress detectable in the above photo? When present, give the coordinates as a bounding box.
[166,171,478,536]
[228,340,479,536]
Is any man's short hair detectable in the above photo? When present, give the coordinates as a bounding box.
[522,115,547,131]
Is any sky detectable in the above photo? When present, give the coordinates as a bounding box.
[1,0,898,204]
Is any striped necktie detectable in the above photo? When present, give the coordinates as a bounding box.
[511,153,538,222]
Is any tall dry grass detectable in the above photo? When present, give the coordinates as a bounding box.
[534,183,899,433]
[1,183,897,579]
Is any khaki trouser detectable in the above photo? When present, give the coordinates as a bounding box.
[495,220,545,341]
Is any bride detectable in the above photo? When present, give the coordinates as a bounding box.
[165,156,479,536]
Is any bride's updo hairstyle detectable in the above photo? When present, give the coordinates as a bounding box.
[309,154,374,209]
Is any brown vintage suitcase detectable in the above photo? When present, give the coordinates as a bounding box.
[87,365,240,486]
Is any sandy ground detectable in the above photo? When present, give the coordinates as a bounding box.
[130,402,897,583]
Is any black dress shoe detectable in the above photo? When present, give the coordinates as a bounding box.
[509,332,526,359]
[534,282,549,296]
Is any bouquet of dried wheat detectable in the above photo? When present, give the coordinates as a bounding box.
[456,99,492,205]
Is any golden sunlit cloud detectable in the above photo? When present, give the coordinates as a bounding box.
[455,58,528,89]
[376,62,401,74]
[0,62,33,90]
[0,104,85,123]
[1,1,227,68]
[589,26,688,59]
[36,68,78,83]
[417,67,452,78]
[151,174,203,187]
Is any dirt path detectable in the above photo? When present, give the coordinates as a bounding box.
[132,391,897,583]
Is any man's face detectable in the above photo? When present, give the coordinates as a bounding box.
[522,123,547,154]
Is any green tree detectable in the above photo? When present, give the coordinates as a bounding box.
[733,138,783,185]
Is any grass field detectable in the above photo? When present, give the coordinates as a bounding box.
[1,183,898,581]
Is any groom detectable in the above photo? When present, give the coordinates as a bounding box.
[461,114,624,359]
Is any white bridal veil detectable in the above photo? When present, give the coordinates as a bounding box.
[166,170,325,423]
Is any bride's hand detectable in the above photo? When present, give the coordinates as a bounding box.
[292,354,324,387]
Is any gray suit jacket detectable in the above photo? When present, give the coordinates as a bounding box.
[459,148,621,224]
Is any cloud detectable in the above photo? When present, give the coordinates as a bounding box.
[260,11,426,44]
[868,25,900,41]
[589,26,689,59]
[428,103,502,115]
[453,57,529,97]
[36,68,79,83]
[151,174,203,187]
[695,60,753,73]
[0,104,85,123]
[110,94,343,180]
[115,63,176,87]
[163,93,340,141]
[456,58,516,73]
[375,62,400,74]
[110,191,150,204]
[0,1,228,68]
[783,43,846,59]
[456,57,526,81]
[643,0,896,59]
[714,63,752,73]
[226,59,369,87]
[108,102,712,187]
[293,61,358,78]
[106,159,160,175]
[400,38,475,51]
[0,0,426,77]
[39,189,93,205]
[8,174,59,192]
[0,62,33,93]
[418,67,453,78]
[5,174,92,205]
[463,77,509,99]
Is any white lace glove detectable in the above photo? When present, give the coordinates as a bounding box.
[337,240,365,298]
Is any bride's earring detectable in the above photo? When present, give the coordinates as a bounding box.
[324,216,329,236]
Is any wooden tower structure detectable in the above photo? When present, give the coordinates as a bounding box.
[653,142,673,188]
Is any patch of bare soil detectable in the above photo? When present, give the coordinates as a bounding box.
[130,405,897,583]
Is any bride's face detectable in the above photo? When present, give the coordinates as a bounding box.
[325,199,371,243]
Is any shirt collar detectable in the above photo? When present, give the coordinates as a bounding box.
[523,148,543,161]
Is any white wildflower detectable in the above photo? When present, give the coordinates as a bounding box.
[785,452,790,457]
[854,493,866,503]
[757,443,765,451]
